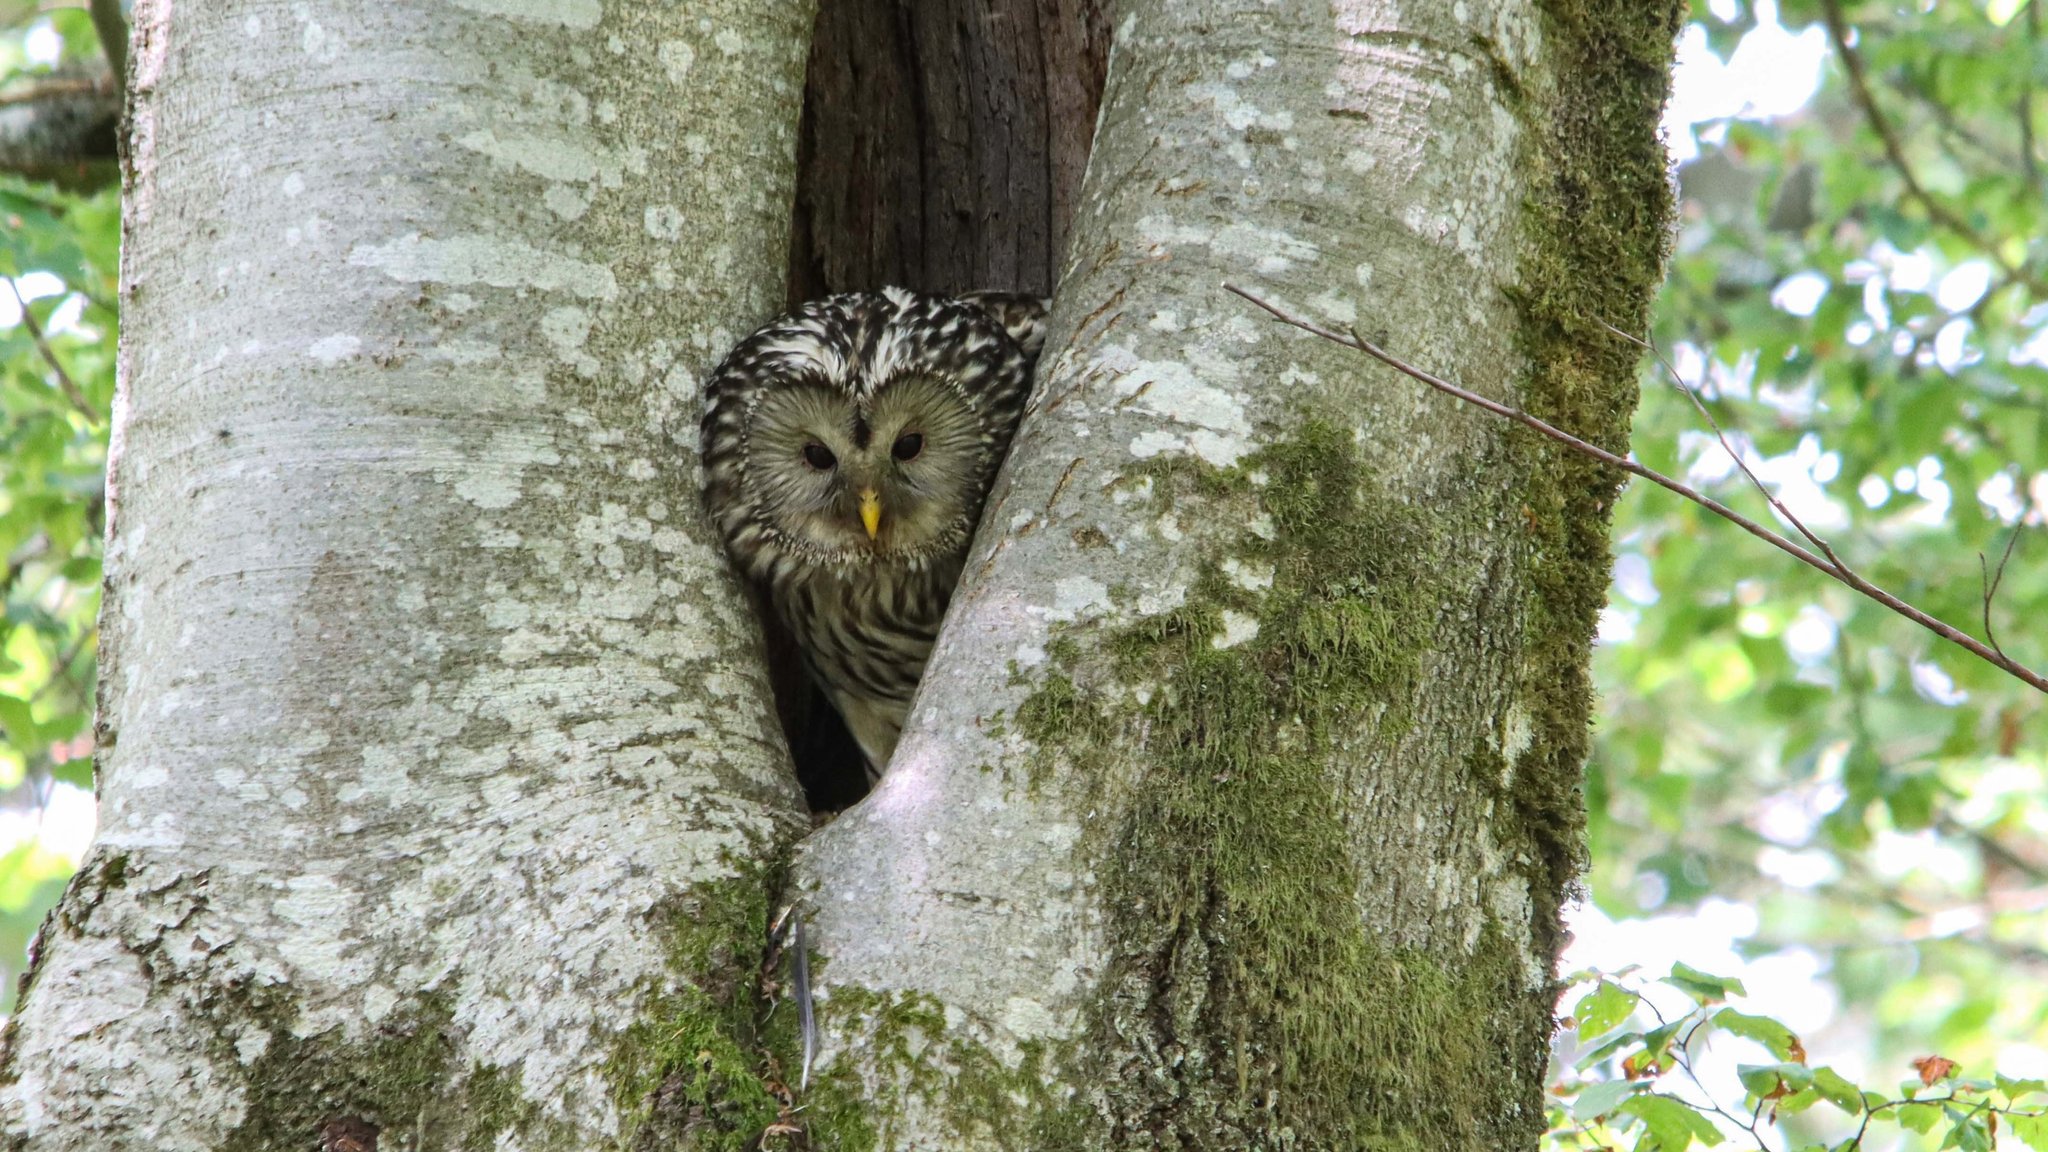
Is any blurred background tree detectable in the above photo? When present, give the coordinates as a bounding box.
[0,0,2041,1143]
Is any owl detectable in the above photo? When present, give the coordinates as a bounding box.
[701,287,1048,783]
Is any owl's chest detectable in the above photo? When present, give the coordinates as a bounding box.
[774,556,962,702]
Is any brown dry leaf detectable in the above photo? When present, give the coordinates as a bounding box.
[1913,1055,1957,1085]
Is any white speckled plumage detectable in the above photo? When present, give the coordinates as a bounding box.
[702,288,1047,781]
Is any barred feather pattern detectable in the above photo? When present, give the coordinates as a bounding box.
[701,287,1046,781]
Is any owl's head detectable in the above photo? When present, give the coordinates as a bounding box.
[701,288,1046,577]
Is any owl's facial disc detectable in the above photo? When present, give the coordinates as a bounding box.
[746,375,990,563]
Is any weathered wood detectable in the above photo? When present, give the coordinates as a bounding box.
[790,0,1111,301]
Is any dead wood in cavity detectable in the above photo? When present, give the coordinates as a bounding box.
[788,0,1111,303]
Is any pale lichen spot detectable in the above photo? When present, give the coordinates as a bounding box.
[714,28,744,55]
[459,129,604,184]
[1136,585,1187,618]
[644,204,686,241]
[1001,996,1060,1043]
[428,338,503,365]
[281,172,305,198]
[446,0,602,30]
[306,334,361,364]
[1111,357,1253,466]
[351,233,617,300]
[1128,430,1182,459]
[1212,610,1260,650]
[659,39,696,83]
[361,984,399,1025]
[540,306,597,376]
[452,428,563,509]
[1222,557,1274,592]
[1309,289,1357,325]
[1046,575,1111,623]
[545,184,591,221]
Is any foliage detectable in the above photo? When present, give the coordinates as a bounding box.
[1549,966,2048,1152]
[1568,0,2048,1144]
[0,9,116,1010]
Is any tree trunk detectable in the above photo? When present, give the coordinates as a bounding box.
[795,0,1681,1147]
[1,0,1680,1147]
[0,0,815,1147]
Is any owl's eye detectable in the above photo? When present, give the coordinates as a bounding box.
[891,432,925,462]
[802,442,838,470]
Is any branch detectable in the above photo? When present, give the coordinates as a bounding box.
[1818,0,2047,298]
[1223,283,2048,696]
[88,0,129,90]
[5,278,100,423]
[1979,520,2024,660]
[0,73,120,189]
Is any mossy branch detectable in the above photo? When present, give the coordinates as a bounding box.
[1225,283,2048,696]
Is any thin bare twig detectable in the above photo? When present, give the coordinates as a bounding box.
[5,278,100,424]
[1600,321,1840,564]
[1223,283,2048,696]
[1979,520,2024,660]
[1818,0,2047,297]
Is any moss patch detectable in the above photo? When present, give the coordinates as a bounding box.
[205,861,796,1152]
[1008,421,1556,1148]
[799,987,1087,1152]
[213,983,579,1151]
[1508,0,1686,954]
[605,863,803,1151]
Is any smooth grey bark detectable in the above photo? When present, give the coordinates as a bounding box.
[797,0,1677,1147]
[0,0,813,1147]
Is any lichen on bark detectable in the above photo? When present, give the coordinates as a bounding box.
[1008,420,1554,1148]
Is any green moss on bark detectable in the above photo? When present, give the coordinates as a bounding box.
[1508,0,1685,952]
[212,982,585,1151]
[605,863,803,1151]
[1010,421,1563,1148]
[800,987,1087,1152]
[205,861,794,1152]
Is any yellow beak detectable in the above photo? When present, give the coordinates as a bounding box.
[859,488,882,540]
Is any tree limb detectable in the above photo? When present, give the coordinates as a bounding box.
[1225,283,2048,696]
[88,0,129,90]
[0,74,119,188]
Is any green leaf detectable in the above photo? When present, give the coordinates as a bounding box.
[2010,1112,2048,1151]
[50,756,92,789]
[1737,1062,1813,1099]
[1900,1102,1943,1135]
[1667,963,1745,1003]
[1571,1078,1640,1122]
[1710,1009,1800,1061]
[1578,981,1639,1041]
[1997,1074,2047,1102]
[1812,1066,1862,1114]
[0,695,36,746]
[1619,1093,1725,1150]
